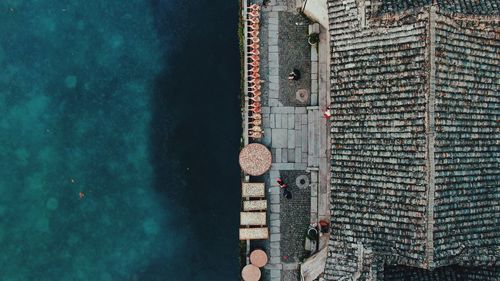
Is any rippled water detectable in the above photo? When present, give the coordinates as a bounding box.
[0,0,240,280]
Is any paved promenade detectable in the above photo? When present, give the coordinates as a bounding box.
[248,0,330,280]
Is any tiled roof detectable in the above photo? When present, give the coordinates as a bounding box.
[374,0,500,15]
[437,0,500,15]
[376,0,432,14]
[326,0,499,280]
[433,14,500,268]
[383,265,500,281]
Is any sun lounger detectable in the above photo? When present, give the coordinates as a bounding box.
[239,227,269,240]
[242,182,265,198]
[240,212,266,226]
[243,200,267,211]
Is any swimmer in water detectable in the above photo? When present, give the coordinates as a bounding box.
[79,192,85,199]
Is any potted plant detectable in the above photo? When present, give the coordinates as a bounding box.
[307,33,319,46]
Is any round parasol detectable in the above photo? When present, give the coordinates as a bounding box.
[241,264,261,281]
[250,249,268,268]
[239,143,272,176]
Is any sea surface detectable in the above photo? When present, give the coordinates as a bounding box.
[0,0,241,280]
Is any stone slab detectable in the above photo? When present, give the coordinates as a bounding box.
[281,149,288,163]
[271,129,288,148]
[271,163,295,170]
[270,233,281,242]
[275,148,282,163]
[287,130,295,148]
[287,149,295,162]
[275,114,282,129]
[295,107,307,114]
[271,107,295,114]
[287,114,295,129]
[295,147,302,163]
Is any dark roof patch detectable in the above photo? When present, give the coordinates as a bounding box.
[374,0,500,15]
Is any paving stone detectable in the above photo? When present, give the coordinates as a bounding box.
[270,203,280,213]
[270,114,276,128]
[310,182,318,197]
[270,45,279,53]
[270,269,281,278]
[272,219,281,227]
[270,226,280,234]
[311,93,318,106]
[269,67,280,77]
[294,114,301,128]
[311,79,318,93]
[263,116,270,128]
[271,107,295,114]
[281,149,288,163]
[301,114,308,125]
[271,241,280,249]
[269,98,279,106]
[275,148,282,163]
[271,129,288,149]
[270,234,281,242]
[270,213,280,221]
[263,132,272,146]
[287,114,295,129]
[271,248,280,257]
[270,170,280,179]
[295,147,302,163]
[275,114,282,129]
[271,194,280,204]
[311,47,318,62]
[271,257,281,264]
[294,129,301,148]
[269,82,279,91]
[311,196,318,213]
[268,25,279,32]
[282,115,288,128]
[294,163,307,170]
[302,152,308,163]
[269,75,279,83]
[287,130,295,148]
[295,107,307,114]
[310,171,318,183]
[311,72,318,81]
[301,125,308,148]
[269,186,280,194]
[266,263,283,270]
[288,149,295,162]
[269,53,279,63]
[311,60,318,73]
[271,163,294,170]
[268,17,279,25]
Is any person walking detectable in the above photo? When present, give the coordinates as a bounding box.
[276,178,292,199]
[288,69,301,80]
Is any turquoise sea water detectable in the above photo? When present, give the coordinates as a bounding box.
[0,0,240,280]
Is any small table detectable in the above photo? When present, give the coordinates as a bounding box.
[241,264,261,281]
[250,249,268,268]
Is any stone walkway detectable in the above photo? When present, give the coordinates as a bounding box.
[246,0,330,280]
[259,1,319,281]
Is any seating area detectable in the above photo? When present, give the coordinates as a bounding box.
[239,182,268,240]
[246,3,263,140]
[241,249,269,281]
